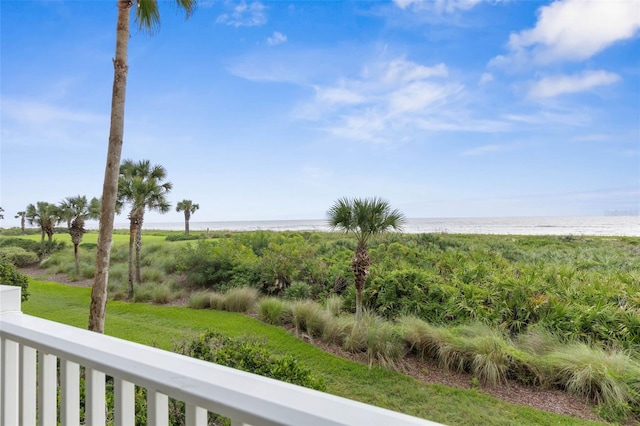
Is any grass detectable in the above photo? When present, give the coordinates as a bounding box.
[20,279,606,426]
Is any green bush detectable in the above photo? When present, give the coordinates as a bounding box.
[187,291,212,309]
[0,259,29,301]
[0,237,41,253]
[175,331,326,391]
[284,281,311,300]
[0,246,38,266]
[165,234,200,241]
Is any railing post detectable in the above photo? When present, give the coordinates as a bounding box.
[60,360,80,426]
[147,390,169,426]
[0,286,22,426]
[38,352,57,426]
[20,346,37,426]
[85,368,106,426]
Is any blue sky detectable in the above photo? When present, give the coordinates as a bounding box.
[1,0,639,227]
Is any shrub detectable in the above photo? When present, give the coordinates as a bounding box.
[224,287,259,313]
[0,237,41,253]
[152,284,172,304]
[0,246,38,266]
[284,281,311,300]
[175,331,326,391]
[0,259,29,301]
[322,315,353,346]
[165,234,200,241]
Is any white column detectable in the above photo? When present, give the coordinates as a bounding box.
[185,404,207,426]
[37,352,57,426]
[1,338,19,426]
[85,368,106,426]
[147,390,169,426]
[114,378,135,426]
[60,360,80,426]
[20,345,37,426]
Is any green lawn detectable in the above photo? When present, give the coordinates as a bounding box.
[20,280,605,426]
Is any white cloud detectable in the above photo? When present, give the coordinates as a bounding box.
[216,1,267,27]
[267,31,287,46]
[296,58,466,142]
[393,0,485,13]
[529,70,620,98]
[493,0,640,67]
[479,72,494,85]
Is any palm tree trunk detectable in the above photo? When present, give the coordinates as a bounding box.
[74,243,80,276]
[89,0,130,333]
[352,241,370,321]
[185,212,190,236]
[135,217,143,284]
[128,217,137,298]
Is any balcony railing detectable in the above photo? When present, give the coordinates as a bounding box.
[0,285,442,426]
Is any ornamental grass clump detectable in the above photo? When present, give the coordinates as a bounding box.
[342,312,405,369]
[187,291,212,309]
[540,342,640,417]
[324,294,344,316]
[291,300,326,338]
[398,316,452,361]
[322,315,353,345]
[258,297,286,325]
[209,292,226,310]
[224,287,259,313]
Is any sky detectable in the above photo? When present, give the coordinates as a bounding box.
[1,0,639,228]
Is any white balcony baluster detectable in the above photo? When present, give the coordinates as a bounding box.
[20,345,37,426]
[60,359,80,426]
[1,338,19,426]
[147,390,169,426]
[37,352,57,426]
[186,404,207,426]
[85,368,106,426]
[114,378,135,426]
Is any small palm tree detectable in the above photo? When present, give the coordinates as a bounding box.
[176,199,199,236]
[117,159,172,297]
[327,197,405,319]
[59,196,101,275]
[26,202,60,243]
[15,211,26,234]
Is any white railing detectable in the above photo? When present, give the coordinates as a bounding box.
[0,285,442,426]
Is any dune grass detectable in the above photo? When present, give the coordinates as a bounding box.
[19,279,606,426]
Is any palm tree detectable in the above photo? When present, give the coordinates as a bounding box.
[327,197,405,320]
[89,0,196,333]
[59,196,101,275]
[15,211,26,234]
[26,202,60,244]
[117,159,172,298]
[176,199,199,236]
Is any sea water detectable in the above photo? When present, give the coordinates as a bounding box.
[135,216,639,237]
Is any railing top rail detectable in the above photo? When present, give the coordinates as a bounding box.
[0,308,441,426]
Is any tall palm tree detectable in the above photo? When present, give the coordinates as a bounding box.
[26,202,60,244]
[327,197,405,320]
[89,0,196,333]
[15,211,26,234]
[59,196,101,275]
[117,159,172,298]
[176,199,199,236]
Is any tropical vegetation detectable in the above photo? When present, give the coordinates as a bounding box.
[3,227,639,422]
[117,159,172,297]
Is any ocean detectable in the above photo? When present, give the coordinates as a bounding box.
[132,216,640,237]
